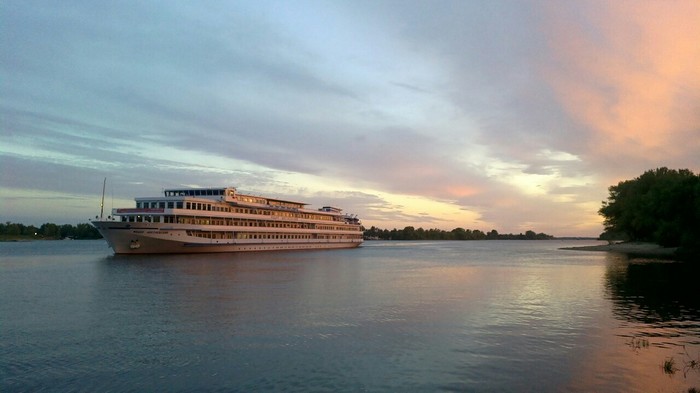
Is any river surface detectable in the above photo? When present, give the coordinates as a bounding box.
[1,240,699,392]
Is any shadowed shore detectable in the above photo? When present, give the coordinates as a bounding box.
[561,242,678,257]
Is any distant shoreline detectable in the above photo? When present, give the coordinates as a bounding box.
[560,242,678,257]
[0,237,100,242]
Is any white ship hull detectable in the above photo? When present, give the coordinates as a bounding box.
[92,221,362,254]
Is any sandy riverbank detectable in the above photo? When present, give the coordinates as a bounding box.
[561,242,678,256]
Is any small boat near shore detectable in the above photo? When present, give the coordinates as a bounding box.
[91,186,363,254]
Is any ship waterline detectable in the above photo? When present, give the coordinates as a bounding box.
[91,186,363,254]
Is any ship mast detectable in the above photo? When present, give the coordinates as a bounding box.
[100,177,106,220]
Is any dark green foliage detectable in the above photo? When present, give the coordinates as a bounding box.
[363,225,553,240]
[599,168,700,250]
[0,221,102,240]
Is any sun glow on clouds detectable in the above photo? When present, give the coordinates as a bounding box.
[370,191,484,229]
[483,149,587,197]
[541,1,700,162]
[256,172,483,229]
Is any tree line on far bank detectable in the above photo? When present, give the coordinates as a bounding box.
[363,226,553,241]
[0,222,102,240]
[599,167,699,253]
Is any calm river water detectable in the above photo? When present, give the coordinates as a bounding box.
[1,240,699,392]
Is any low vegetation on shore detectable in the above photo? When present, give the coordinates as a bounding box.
[0,222,102,241]
[363,226,553,241]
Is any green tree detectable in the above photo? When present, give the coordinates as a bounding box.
[451,227,467,240]
[75,223,102,239]
[39,223,60,239]
[23,225,38,237]
[401,226,416,240]
[5,222,21,236]
[60,224,76,239]
[599,167,699,248]
[471,229,486,240]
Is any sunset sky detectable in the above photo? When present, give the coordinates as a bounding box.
[2,1,699,236]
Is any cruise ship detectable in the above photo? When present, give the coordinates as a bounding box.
[91,187,363,254]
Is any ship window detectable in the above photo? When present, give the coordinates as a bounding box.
[186,202,191,209]
[159,202,166,208]
[176,202,183,209]
[168,202,174,208]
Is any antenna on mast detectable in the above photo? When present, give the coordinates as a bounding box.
[100,177,106,220]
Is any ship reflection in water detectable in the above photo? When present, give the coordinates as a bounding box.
[1,240,698,392]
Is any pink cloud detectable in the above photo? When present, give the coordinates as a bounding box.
[540,1,700,164]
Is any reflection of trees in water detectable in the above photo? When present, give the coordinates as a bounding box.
[605,254,700,324]
[606,255,700,392]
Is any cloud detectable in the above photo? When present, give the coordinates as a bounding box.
[1,1,698,235]
[538,1,700,176]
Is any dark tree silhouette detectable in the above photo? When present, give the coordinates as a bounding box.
[599,167,700,250]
